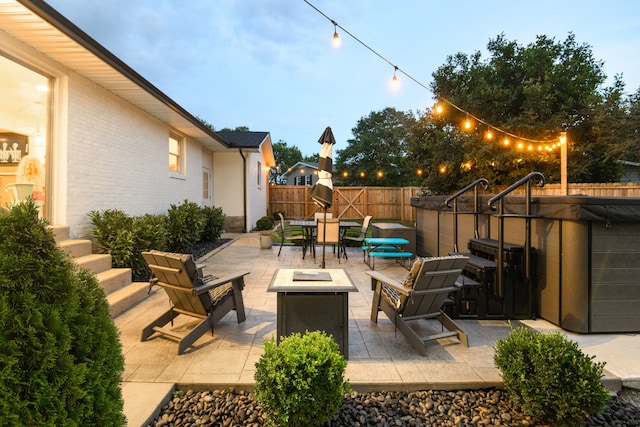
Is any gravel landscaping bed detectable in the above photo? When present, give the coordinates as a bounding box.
[148,387,640,426]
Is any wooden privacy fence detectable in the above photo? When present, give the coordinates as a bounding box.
[269,182,640,222]
[269,186,421,222]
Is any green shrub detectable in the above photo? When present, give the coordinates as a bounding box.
[255,215,274,231]
[167,199,205,253]
[494,325,608,426]
[254,331,349,427]
[89,210,168,281]
[200,205,226,242]
[0,201,125,426]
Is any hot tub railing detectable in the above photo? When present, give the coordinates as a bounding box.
[444,178,490,252]
[488,172,545,314]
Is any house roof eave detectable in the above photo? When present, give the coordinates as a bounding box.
[4,0,228,151]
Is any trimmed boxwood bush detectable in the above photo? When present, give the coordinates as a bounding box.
[255,215,275,231]
[254,331,349,427]
[0,201,125,426]
[494,325,609,426]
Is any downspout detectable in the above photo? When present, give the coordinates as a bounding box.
[239,149,247,232]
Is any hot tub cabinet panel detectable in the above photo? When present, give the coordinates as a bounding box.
[412,195,640,333]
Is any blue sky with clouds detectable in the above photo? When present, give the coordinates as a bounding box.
[47,0,640,156]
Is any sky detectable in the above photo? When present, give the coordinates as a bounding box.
[46,0,640,156]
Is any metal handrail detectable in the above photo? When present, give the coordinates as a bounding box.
[444,178,490,207]
[443,178,489,251]
[488,172,545,210]
[486,172,545,314]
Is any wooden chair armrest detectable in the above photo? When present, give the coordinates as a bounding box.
[147,264,181,274]
[194,271,250,294]
[365,271,409,295]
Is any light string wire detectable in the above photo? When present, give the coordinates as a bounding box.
[302,0,562,148]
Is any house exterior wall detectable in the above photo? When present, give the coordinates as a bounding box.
[246,151,268,230]
[212,150,270,232]
[213,150,245,232]
[65,71,204,238]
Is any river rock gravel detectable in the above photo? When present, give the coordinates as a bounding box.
[147,387,640,427]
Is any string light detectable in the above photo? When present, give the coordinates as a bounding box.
[331,20,341,48]
[303,0,567,154]
[463,115,473,131]
[391,66,399,87]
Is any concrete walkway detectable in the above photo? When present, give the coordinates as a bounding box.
[116,233,640,426]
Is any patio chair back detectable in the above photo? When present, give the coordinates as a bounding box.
[316,217,340,245]
[142,250,208,315]
[397,255,468,318]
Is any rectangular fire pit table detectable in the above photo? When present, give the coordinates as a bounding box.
[267,268,358,358]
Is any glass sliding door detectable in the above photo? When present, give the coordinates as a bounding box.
[0,53,50,216]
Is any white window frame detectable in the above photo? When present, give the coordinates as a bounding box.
[169,132,185,176]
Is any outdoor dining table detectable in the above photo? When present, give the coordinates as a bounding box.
[289,220,361,259]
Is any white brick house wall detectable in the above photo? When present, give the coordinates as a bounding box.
[65,71,204,238]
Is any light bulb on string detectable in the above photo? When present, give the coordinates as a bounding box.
[434,103,443,115]
[391,66,399,88]
[485,128,494,140]
[503,138,510,147]
[331,21,341,48]
[463,115,473,131]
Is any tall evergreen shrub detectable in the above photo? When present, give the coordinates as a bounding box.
[0,201,125,426]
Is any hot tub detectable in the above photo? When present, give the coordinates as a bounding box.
[412,194,640,333]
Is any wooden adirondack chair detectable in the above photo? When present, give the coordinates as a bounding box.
[367,255,469,356]
[141,250,249,354]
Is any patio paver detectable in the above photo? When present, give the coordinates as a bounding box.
[116,232,640,425]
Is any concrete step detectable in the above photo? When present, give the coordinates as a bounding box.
[107,282,154,317]
[96,267,132,295]
[49,224,70,242]
[74,253,112,275]
[58,239,93,258]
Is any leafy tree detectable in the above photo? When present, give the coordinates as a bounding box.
[197,116,216,131]
[335,108,418,186]
[302,153,318,163]
[424,32,625,187]
[271,140,303,184]
[219,125,250,132]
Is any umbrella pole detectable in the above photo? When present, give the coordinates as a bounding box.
[321,208,327,268]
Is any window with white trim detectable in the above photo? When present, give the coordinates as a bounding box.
[169,134,183,173]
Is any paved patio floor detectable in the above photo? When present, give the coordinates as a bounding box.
[116,233,640,426]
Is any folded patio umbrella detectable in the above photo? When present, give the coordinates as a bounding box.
[310,126,336,209]
[310,126,336,268]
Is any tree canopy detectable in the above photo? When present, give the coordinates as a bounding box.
[335,108,419,186]
[331,33,640,193]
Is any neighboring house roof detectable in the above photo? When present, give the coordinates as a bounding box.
[282,161,319,178]
[216,131,275,166]
[2,0,228,151]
